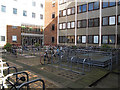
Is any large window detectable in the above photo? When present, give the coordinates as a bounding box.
[103,0,108,8]
[63,10,66,16]
[88,3,94,11]
[63,23,66,29]
[88,36,93,43]
[67,8,71,15]
[67,36,75,43]
[82,36,86,43]
[81,20,87,28]
[12,35,17,42]
[52,13,55,18]
[109,36,115,44]
[59,24,62,30]
[109,0,116,6]
[40,14,43,19]
[77,21,81,28]
[88,19,94,27]
[71,7,75,14]
[0,36,5,41]
[1,5,6,12]
[94,18,99,27]
[67,22,71,29]
[52,24,55,30]
[77,36,82,43]
[119,0,120,5]
[32,13,36,18]
[51,37,54,43]
[118,15,120,24]
[59,36,67,43]
[82,4,87,12]
[109,16,115,25]
[13,8,17,14]
[59,11,62,17]
[94,2,99,10]
[102,36,108,44]
[23,10,27,16]
[78,5,82,13]
[71,22,75,28]
[94,36,99,43]
[103,17,108,26]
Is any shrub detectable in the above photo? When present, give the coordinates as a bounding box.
[3,43,12,52]
[34,43,40,47]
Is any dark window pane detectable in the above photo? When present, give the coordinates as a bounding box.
[109,0,116,6]
[102,36,108,44]
[103,0,108,8]
[88,36,93,43]
[94,2,99,9]
[78,5,82,13]
[77,21,81,28]
[88,3,93,11]
[103,17,108,26]
[77,36,82,43]
[109,36,115,44]
[52,13,55,18]
[81,20,87,28]
[118,16,120,24]
[89,19,94,27]
[119,0,120,5]
[94,18,99,27]
[52,37,54,43]
[82,4,87,12]
[1,36,5,41]
[52,24,55,30]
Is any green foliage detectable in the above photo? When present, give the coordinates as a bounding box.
[102,44,111,49]
[72,46,77,49]
[3,43,12,52]
[34,43,40,47]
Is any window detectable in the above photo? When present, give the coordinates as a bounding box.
[88,36,93,43]
[59,11,62,17]
[109,36,115,44]
[52,0,55,7]
[63,10,66,16]
[118,15,120,24]
[77,36,82,43]
[1,5,6,12]
[52,24,55,30]
[82,4,87,12]
[88,3,93,11]
[67,36,75,43]
[81,20,87,28]
[103,17,108,26]
[52,37,54,43]
[59,36,67,43]
[77,21,81,28]
[0,36,5,41]
[40,14,43,19]
[40,3,43,8]
[13,8,17,14]
[59,24,62,30]
[94,36,99,43]
[67,22,70,29]
[59,0,63,4]
[94,18,99,27]
[23,10,27,16]
[109,16,115,25]
[82,36,86,43]
[102,36,108,44]
[52,13,55,18]
[71,22,75,28]
[94,2,99,10]
[119,0,120,5]
[88,19,94,27]
[78,5,82,13]
[12,26,17,29]
[32,13,36,18]
[109,0,116,6]
[103,0,108,8]
[12,35,17,42]
[32,1,36,6]
[67,8,71,15]
[63,23,66,29]
[71,7,75,14]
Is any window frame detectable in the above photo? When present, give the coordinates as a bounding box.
[82,36,86,44]
[62,9,66,16]
[62,22,66,30]
[13,8,17,14]
[82,4,87,12]
[59,23,63,30]
[109,15,116,25]
[102,16,109,26]
[1,5,6,12]
[88,2,94,11]
[23,10,27,16]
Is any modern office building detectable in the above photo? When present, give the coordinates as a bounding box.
[0,0,45,46]
[58,0,120,48]
[44,0,58,46]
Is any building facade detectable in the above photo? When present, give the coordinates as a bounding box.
[0,0,45,46]
[44,0,58,46]
[58,0,120,48]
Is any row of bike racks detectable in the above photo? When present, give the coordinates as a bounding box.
[0,58,45,90]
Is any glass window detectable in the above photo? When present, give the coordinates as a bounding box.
[52,24,55,30]
[67,22,70,29]
[77,36,81,43]
[71,22,75,28]
[81,20,87,28]
[109,16,115,25]
[89,19,94,27]
[71,7,75,14]
[88,3,93,11]
[88,36,93,43]
[119,0,120,5]
[67,8,71,15]
[103,17,108,26]
[82,4,87,12]
[77,21,81,28]
[1,5,6,12]
[63,10,66,16]
[94,2,99,10]
[0,36,5,41]
[94,18,99,27]
[12,35,17,42]
[82,36,86,43]
[23,10,27,16]
[109,36,115,44]
[103,0,108,8]
[32,1,36,6]
[32,13,35,18]
[52,13,55,18]
[59,11,62,17]
[94,36,99,43]
[63,23,66,29]
[52,37,54,43]
[118,15,120,24]
[102,36,108,44]
[59,24,62,29]
[40,3,43,8]
[13,8,17,14]
[109,0,116,6]
[78,5,82,13]
[40,14,43,19]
